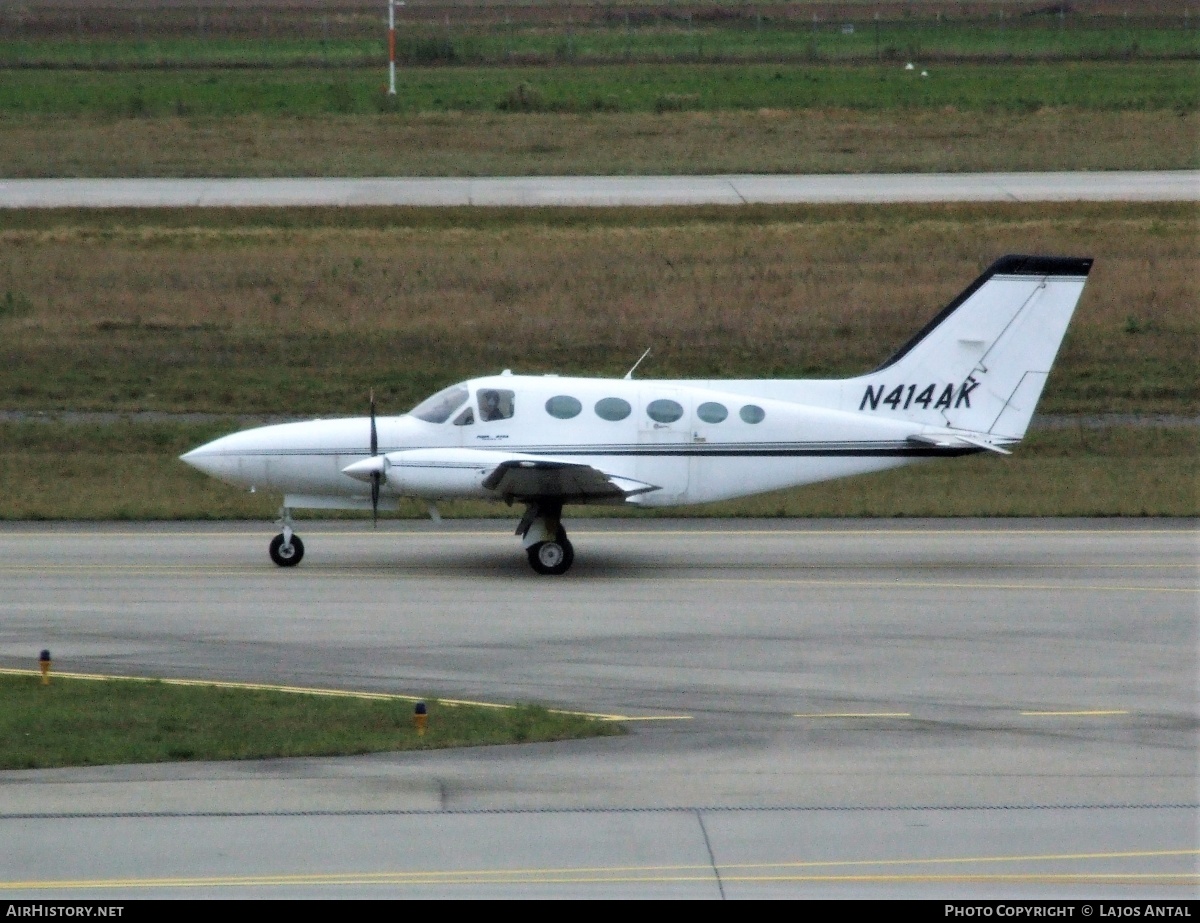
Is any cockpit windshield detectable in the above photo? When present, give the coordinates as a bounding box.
[409,384,469,424]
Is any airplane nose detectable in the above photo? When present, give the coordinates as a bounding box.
[179,445,223,478]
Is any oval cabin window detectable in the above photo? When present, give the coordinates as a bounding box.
[696,402,728,424]
[594,397,632,421]
[739,404,766,424]
[545,395,583,419]
[646,399,684,424]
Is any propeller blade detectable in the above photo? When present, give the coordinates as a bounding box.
[369,389,378,457]
[370,390,379,528]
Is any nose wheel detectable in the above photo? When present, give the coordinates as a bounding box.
[269,506,304,567]
[269,532,305,567]
[527,528,574,576]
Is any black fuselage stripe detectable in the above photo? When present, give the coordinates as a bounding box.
[199,446,980,459]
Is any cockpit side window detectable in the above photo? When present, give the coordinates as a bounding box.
[453,406,474,426]
[478,388,515,422]
[410,385,469,424]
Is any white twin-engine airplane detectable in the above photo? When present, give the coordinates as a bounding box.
[182,255,1092,575]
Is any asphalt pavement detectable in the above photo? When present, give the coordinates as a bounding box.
[0,520,1194,898]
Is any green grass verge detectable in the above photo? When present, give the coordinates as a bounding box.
[0,672,620,770]
[0,422,1194,519]
[2,61,1194,117]
[4,109,1194,178]
[3,14,1195,69]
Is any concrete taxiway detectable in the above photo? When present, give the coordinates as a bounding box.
[1,171,1197,209]
[0,520,1195,898]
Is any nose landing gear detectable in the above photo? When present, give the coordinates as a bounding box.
[269,506,305,567]
[269,532,305,567]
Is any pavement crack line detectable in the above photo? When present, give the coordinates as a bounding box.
[695,809,726,900]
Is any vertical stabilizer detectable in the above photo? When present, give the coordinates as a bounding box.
[849,255,1092,439]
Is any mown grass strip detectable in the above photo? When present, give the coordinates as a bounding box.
[1,61,1194,117]
[0,671,621,770]
[0,667,625,719]
[3,12,1195,68]
[5,110,1197,179]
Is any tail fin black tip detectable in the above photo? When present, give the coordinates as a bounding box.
[990,255,1093,278]
[873,254,1093,373]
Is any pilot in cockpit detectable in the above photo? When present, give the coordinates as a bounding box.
[479,389,514,422]
[480,390,503,421]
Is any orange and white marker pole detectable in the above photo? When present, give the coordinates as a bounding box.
[387,1,397,96]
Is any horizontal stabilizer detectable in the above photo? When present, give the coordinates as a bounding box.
[907,432,1012,455]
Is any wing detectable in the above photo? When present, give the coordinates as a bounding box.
[482,457,659,502]
[343,448,659,503]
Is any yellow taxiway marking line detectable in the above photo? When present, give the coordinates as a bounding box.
[611,715,693,721]
[0,527,1192,539]
[693,576,1194,594]
[3,849,1196,891]
[794,712,913,718]
[795,710,1139,720]
[0,561,1191,570]
[0,670,1155,723]
[719,848,1200,870]
[2,873,1196,890]
[0,566,1190,594]
[0,668,679,722]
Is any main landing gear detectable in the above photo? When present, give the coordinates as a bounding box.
[518,500,574,576]
[269,506,305,567]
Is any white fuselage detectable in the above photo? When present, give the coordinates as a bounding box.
[181,374,973,509]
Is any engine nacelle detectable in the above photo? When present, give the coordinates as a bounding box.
[344,448,501,500]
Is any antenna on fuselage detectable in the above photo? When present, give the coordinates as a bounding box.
[623,347,652,380]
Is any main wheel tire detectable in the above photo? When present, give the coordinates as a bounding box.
[556,529,575,571]
[269,533,305,567]
[527,536,573,576]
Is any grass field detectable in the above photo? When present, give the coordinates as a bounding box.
[1,14,1195,178]
[0,671,619,768]
[4,5,1195,68]
[6,107,1195,178]
[0,203,1194,416]
[4,62,1195,117]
